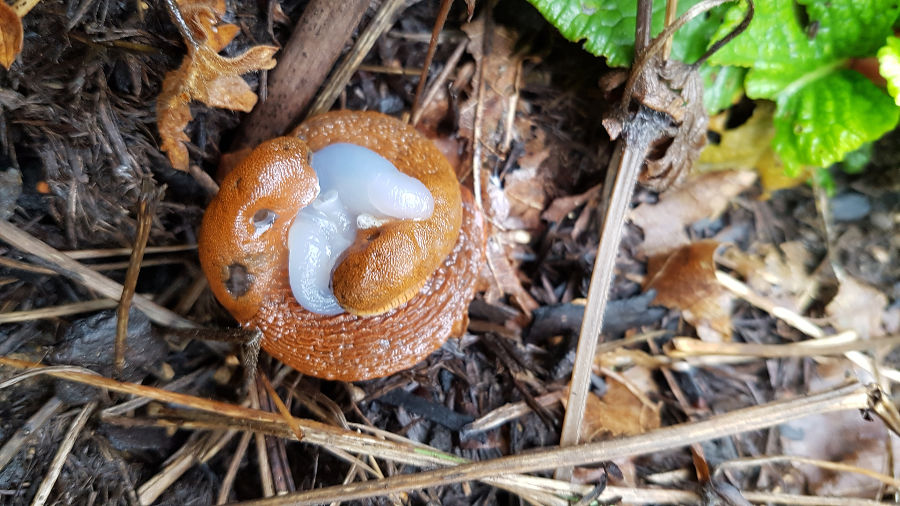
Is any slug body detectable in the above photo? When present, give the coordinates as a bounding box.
[199,111,484,381]
[288,143,435,315]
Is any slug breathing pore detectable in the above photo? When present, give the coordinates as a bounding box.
[287,143,435,315]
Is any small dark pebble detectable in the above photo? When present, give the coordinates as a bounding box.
[378,388,474,432]
[528,291,666,342]
[100,424,172,453]
[48,309,168,404]
[830,191,871,221]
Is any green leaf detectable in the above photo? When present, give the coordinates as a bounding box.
[773,70,899,175]
[878,35,900,106]
[709,0,900,172]
[525,0,723,67]
[700,64,745,113]
[710,0,900,99]
[710,0,900,74]
[708,0,827,72]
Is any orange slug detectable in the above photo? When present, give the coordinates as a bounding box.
[198,111,485,381]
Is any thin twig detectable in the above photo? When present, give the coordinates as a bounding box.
[116,180,157,372]
[411,40,468,126]
[411,0,453,120]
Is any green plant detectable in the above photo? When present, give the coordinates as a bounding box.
[526,0,900,180]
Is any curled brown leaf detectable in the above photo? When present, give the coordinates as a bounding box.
[0,2,23,70]
[157,2,277,171]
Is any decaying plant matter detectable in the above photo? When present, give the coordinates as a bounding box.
[156,0,277,171]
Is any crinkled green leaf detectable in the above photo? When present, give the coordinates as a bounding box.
[710,0,899,99]
[710,0,899,80]
[878,36,900,106]
[708,0,900,172]
[708,0,825,73]
[773,70,899,175]
[803,0,899,58]
[525,0,718,67]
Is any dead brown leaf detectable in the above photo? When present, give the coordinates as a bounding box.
[157,1,277,171]
[458,17,521,159]
[826,276,888,340]
[630,170,757,257]
[541,183,602,224]
[483,236,539,315]
[645,240,733,340]
[566,370,660,441]
[0,2,22,70]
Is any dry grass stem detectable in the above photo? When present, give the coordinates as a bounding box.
[217,431,254,504]
[229,383,877,504]
[558,137,640,479]
[30,401,97,506]
[8,356,874,504]
[669,334,900,359]
[60,244,196,260]
[137,429,237,505]
[0,220,196,328]
[0,396,63,472]
[717,270,900,383]
[715,455,900,489]
[0,299,119,323]
[464,390,565,434]
[356,64,423,76]
[307,0,407,117]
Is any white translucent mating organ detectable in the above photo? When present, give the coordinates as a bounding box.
[287,143,435,315]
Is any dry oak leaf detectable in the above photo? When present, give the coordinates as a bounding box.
[157,8,277,171]
[629,170,757,257]
[0,1,22,69]
[644,240,733,341]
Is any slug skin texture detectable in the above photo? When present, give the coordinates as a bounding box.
[198,111,485,381]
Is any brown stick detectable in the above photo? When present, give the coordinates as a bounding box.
[116,181,156,372]
[410,0,453,120]
[232,0,369,149]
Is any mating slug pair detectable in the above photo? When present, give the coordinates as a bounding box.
[198,111,485,381]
